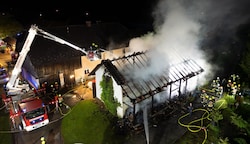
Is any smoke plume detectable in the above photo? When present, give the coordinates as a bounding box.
[128,0,250,86]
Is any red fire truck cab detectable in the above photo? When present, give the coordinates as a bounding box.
[19,97,49,131]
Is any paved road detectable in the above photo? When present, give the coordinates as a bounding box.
[0,52,11,68]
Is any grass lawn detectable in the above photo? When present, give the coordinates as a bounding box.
[0,107,13,144]
[61,99,127,144]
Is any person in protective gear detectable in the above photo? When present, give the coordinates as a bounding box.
[58,94,63,107]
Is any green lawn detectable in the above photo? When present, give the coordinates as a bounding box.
[61,99,127,144]
[0,107,13,144]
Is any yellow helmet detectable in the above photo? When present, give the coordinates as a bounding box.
[40,137,45,141]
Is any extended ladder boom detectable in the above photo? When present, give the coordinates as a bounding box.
[6,25,87,94]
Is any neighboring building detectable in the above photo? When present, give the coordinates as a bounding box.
[14,22,130,87]
[79,47,129,82]
[89,51,204,118]
[0,38,7,53]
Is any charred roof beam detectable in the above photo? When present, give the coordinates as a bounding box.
[103,60,125,85]
[123,83,138,99]
[134,86,164,104]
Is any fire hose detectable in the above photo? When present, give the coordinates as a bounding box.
[178,108,211,144]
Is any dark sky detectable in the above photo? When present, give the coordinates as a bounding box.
[2,0,250,78]
[0,0,155,29]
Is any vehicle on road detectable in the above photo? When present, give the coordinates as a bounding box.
[18,97,49,131]
[0,67,9,85]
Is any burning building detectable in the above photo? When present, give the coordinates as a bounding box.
[89,51,204,118]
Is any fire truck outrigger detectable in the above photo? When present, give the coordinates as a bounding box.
[2,24,97,132]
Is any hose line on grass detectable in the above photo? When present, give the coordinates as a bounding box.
[58,102,72,116]
[178,108,211,144]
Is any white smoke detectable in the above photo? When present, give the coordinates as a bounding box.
[128,0,213,87]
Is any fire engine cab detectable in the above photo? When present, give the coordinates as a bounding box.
[19,97,49,131]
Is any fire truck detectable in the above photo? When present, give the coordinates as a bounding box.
[18,97,49,131]
[2,24,100,131]
[0,67,9,85]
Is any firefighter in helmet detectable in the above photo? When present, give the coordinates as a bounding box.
[58,94,63,107]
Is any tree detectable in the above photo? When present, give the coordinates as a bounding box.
[230,112,249,132]
[240,41,250,85]
[237,22,250,86]
[210,110,223,127]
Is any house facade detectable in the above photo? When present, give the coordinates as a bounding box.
[89,51,204,118]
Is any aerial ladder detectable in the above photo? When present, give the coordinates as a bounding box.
[2,24,100,131]
[5,24,91,97]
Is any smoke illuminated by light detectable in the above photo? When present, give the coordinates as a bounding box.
[127,0,213,89]
[126,0,250,90]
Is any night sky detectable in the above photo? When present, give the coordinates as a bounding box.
[1,1,250,81]
[0,0,155,29]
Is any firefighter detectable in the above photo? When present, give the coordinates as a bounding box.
[211,80,217,91]
[187,102,193,116]
[237,84,241,92]
[207,100,214,111]
[218,86,223,98]
[41,82,47,95]
[54,81,59,94]
[58,94,63,107]
[92,42,98,49]
[236,75,240,84]
[54,94,59,112]
[200,90,208,107]
[230,74,238,83]
[50,84,55,94]
[40,137,46,144]
[216,77,221,86]
[227,80,232,94]
[232,85,237,96]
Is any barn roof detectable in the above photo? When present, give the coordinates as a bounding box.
[90,51,204,104]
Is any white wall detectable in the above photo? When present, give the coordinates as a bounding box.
[112,76,123,118]
[94,65,125,118]
[95,66,105,100]
[85,47,132,118]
